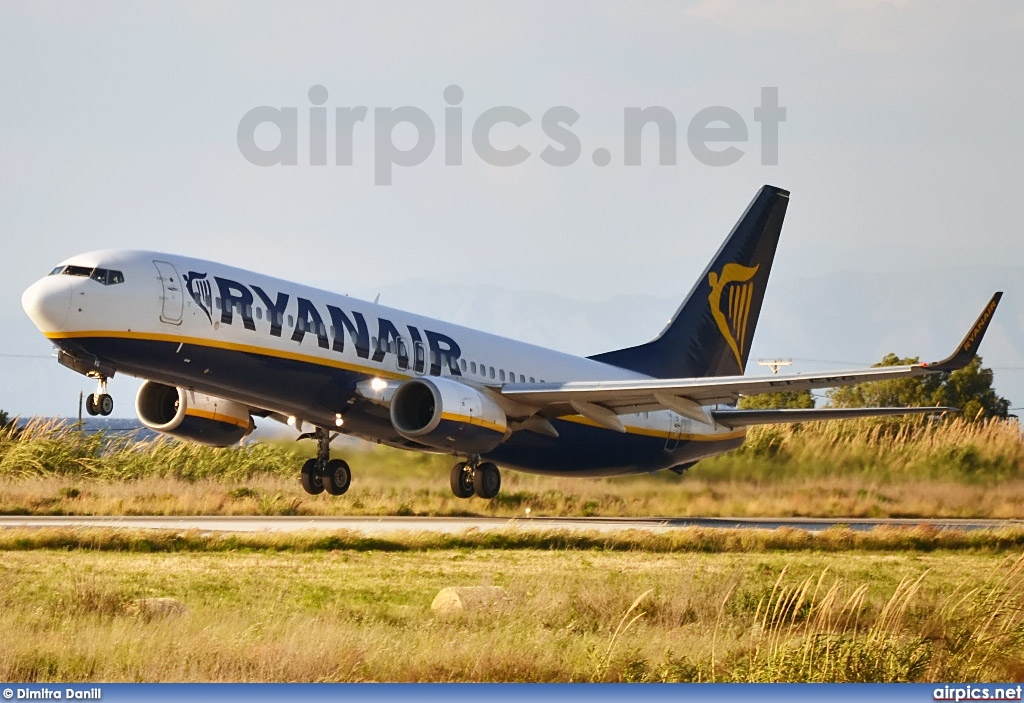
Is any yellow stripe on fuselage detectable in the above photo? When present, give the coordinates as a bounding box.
[45,329,409,381]
[49,329,741,443]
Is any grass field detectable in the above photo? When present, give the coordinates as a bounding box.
[2,420,1022,682]
[1,537,1022,682]
[1,417,1022,518]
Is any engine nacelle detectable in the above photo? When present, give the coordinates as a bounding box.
[135,381,254,447]
[390,377,507,454]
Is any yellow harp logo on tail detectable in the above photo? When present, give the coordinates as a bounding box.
[708,263,760,371]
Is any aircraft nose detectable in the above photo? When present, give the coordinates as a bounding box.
[21,276,71,332]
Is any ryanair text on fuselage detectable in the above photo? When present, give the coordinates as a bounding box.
[185,271,463,377]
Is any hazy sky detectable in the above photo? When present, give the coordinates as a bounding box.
[1,1,1022,416]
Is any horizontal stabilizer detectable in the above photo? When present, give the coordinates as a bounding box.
[712,406,958,429]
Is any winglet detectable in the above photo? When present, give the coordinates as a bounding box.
[926,292,1002,372]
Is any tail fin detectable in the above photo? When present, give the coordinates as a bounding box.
[589,185,789,378]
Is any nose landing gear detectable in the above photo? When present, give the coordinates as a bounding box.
[84,376,114,417]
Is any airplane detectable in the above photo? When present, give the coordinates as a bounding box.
[21,185,1002,499]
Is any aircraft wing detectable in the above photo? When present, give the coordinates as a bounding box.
[498,293,1001,430]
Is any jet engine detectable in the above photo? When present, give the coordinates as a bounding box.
[390,377,507,454]
[135,381,254,447]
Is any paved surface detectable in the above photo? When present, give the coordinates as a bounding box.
[1,515,1020,534]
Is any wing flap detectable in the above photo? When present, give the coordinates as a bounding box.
[569,400,626,433]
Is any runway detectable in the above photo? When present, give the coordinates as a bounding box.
[1,515,1020,534]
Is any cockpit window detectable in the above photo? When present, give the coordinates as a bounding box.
[52,265,92,278]
[49,265,125,285]
[90,268,125,285]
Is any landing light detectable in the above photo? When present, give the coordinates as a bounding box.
[335,414,344,427]
[287,415,296,427]
[370,377,388,392]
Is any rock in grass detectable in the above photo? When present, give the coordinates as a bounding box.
[431,586,509,616]
[125,597,188,618]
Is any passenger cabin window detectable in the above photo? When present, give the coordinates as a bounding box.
[499,370,505,382]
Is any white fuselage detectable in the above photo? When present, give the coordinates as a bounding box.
[23,249,744,476]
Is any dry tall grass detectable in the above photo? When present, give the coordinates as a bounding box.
[719,416,1024,483]
[1,416,1021,518]
[0,419,300,481]
[1,547,1021,681]
[736,554,1024,681]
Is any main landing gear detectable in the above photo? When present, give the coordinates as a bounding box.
[84,376,114,417]
[450,458,501,500]
[299,427,351,496]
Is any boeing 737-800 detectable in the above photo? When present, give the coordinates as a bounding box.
[21,186,1001,499]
